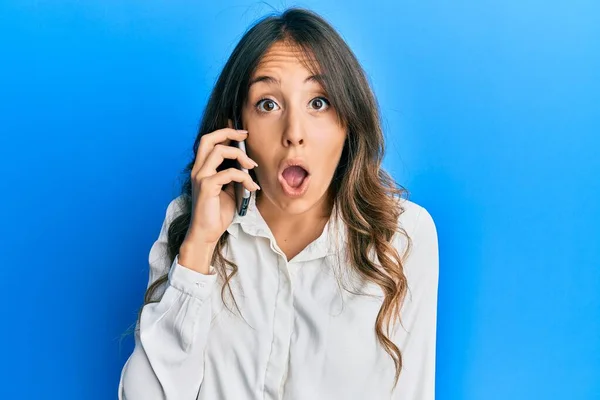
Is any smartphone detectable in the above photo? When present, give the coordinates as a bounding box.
[233,117,251,216]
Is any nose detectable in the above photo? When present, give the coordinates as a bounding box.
[281,107,305,147]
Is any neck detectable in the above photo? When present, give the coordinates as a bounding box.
[255,190,334,238]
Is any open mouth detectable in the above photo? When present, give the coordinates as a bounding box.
[279,165,310,197]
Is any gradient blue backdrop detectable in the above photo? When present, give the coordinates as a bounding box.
[1,1,598,399]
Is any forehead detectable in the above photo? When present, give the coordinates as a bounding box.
[252,41,320,77]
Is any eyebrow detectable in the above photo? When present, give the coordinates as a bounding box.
[248,74,325,88]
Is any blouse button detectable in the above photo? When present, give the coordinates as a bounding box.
[196,282,205,288]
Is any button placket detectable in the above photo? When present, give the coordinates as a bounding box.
[263,253,295,400]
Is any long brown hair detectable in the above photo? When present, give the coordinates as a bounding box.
[136,7,412,391]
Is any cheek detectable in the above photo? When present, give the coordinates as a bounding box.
[245,138,274,179]
[245,136,265,159]
[321,130,346,157]
[316,136,346,177]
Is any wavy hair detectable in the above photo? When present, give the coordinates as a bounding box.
[134,7,412,391]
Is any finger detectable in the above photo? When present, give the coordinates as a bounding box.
[192,128,248,176]
[202,167,260,197]
[196,144,257,180]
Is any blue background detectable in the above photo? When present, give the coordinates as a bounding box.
[1,1,598,399]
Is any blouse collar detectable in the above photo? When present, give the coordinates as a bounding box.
[226,191,346,263]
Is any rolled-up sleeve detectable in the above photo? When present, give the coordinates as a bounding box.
[393,205,439,400]
[118,197,218,400]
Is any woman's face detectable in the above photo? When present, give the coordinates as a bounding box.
[242,41,347,215]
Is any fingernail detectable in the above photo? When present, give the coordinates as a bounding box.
[238,129,248,133]
[254,182,261,190]
[250,159,258,167]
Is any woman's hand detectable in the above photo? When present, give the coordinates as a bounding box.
[179,119,259,273]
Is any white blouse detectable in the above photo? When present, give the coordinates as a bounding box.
[118,191,439,400]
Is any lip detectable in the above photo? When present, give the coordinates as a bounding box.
[278,157,311,178]
[277,157,311,198]
[278,172,311,198]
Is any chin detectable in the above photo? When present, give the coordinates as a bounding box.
[258,185,316,214]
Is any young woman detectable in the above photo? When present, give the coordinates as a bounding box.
[119,7,439,400]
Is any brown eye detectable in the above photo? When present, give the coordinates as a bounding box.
[310,97,330,111]
[256,98,280,113]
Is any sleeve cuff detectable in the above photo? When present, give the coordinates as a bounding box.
[167,254,218,300]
